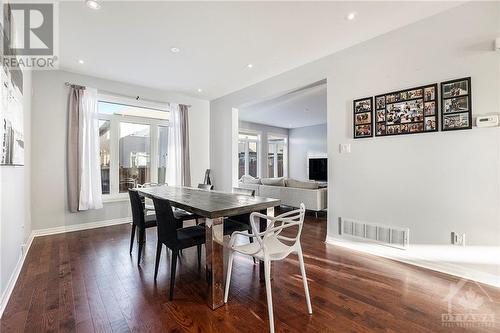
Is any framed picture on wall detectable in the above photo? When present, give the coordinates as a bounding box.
[374,83,438,137]
[441,77,472,131]
[353,97,373,139]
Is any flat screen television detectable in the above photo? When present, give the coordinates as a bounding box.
[308,158,327,181]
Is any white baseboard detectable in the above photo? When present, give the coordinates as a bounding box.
[325,236,500,288]
[0,231,34,318]
[32,217,132,237]
[0,217,131,318]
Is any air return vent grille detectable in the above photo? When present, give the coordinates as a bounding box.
[340,218,409,249]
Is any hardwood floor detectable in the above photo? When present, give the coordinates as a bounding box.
[2,212,499,332]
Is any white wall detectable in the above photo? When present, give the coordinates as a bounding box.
[239,120,289,178]
[31,70,210,230]
[0,70,32,310]
[210,2,500,285]
[288,124,327,180]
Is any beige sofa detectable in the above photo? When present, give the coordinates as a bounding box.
[238,177,327,213]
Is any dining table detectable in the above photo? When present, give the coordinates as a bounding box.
[136,185,281,310]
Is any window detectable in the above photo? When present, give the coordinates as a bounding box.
[97,97,169,199]
[268,135,287,178]
[119,122,151,192]
[99,120,111,194]
[238,132,260,179]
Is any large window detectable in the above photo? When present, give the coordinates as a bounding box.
[98,97,169,199]
[268,135,287,178]
[238,133,260,179]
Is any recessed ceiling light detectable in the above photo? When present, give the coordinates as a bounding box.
[85,0,101,10]
[170,47,180,53]
[197,88,203,93]
[247,63,253,69]
[78,59,84,64]
[346,12,357,21]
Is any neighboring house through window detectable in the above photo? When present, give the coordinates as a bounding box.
[98,95,169,199]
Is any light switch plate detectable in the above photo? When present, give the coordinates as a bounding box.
[339,143,351,154]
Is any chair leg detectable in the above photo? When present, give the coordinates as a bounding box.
[137,228,144,266]
[197,245,202,268]
[129,224,136,254]
[169,250,179,301]
[248,234,256,264]
[264,259,275,333]
[224,251,235,303]
[154,242,162,281]
[298,249,313,314]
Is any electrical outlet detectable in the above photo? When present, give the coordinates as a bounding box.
[451,232,466,246]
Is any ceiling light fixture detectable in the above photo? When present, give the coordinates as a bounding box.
[78,59,84,64]
[170,47,180,53]
[346,12,357,21]
[85,0,101,10]
[247,63,253,69]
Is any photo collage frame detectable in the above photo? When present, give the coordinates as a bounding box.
[353,77,472,138]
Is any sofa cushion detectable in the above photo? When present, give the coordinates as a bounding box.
[286,178,319,189]
[240,175,261,184]
[260,177,285,186]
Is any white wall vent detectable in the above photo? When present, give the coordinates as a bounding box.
[339,218,409,249]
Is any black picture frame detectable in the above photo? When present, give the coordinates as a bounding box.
[353,97,373,139]
[374,83,438,137]
[440,77,472,131]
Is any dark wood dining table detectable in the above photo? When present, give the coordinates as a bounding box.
[136,185,281,310]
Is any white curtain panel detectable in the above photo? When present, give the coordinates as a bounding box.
[167,103,182,186]
[78,87,103,210]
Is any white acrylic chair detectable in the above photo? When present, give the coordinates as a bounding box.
[136,183,160,213]
[224,203,312,333]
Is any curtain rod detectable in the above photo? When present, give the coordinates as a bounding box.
[64,81,192,107]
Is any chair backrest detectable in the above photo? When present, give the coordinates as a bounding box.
[128,189,146,228]
[232,187,255,197]
[249,203,306,254]
[198,184,214,190]
[152,197,179,245]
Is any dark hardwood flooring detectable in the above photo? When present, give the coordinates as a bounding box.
[2,212,500,332]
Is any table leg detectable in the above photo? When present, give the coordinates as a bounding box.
[259,206,275,281]
[204,217,225,310]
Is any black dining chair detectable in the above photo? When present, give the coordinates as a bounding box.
[198,183,214,190]
[129,189,199,265]
[152,197,206,300]
[129,189,157,265]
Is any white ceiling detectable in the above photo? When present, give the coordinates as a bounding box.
[239,81,326,129]
[59,1,461,100]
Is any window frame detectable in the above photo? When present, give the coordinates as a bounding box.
[98,94,170,202]
[267,133,288,178]
[238,131,261,178]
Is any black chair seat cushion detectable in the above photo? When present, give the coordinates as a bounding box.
[144,214,157,228]
[175,225,206,249]
[198,219,251,236]
[223,219,251,236]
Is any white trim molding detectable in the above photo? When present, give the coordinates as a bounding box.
[326,236,500,288]
[32,217,131,237]
[0,217,131,318]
